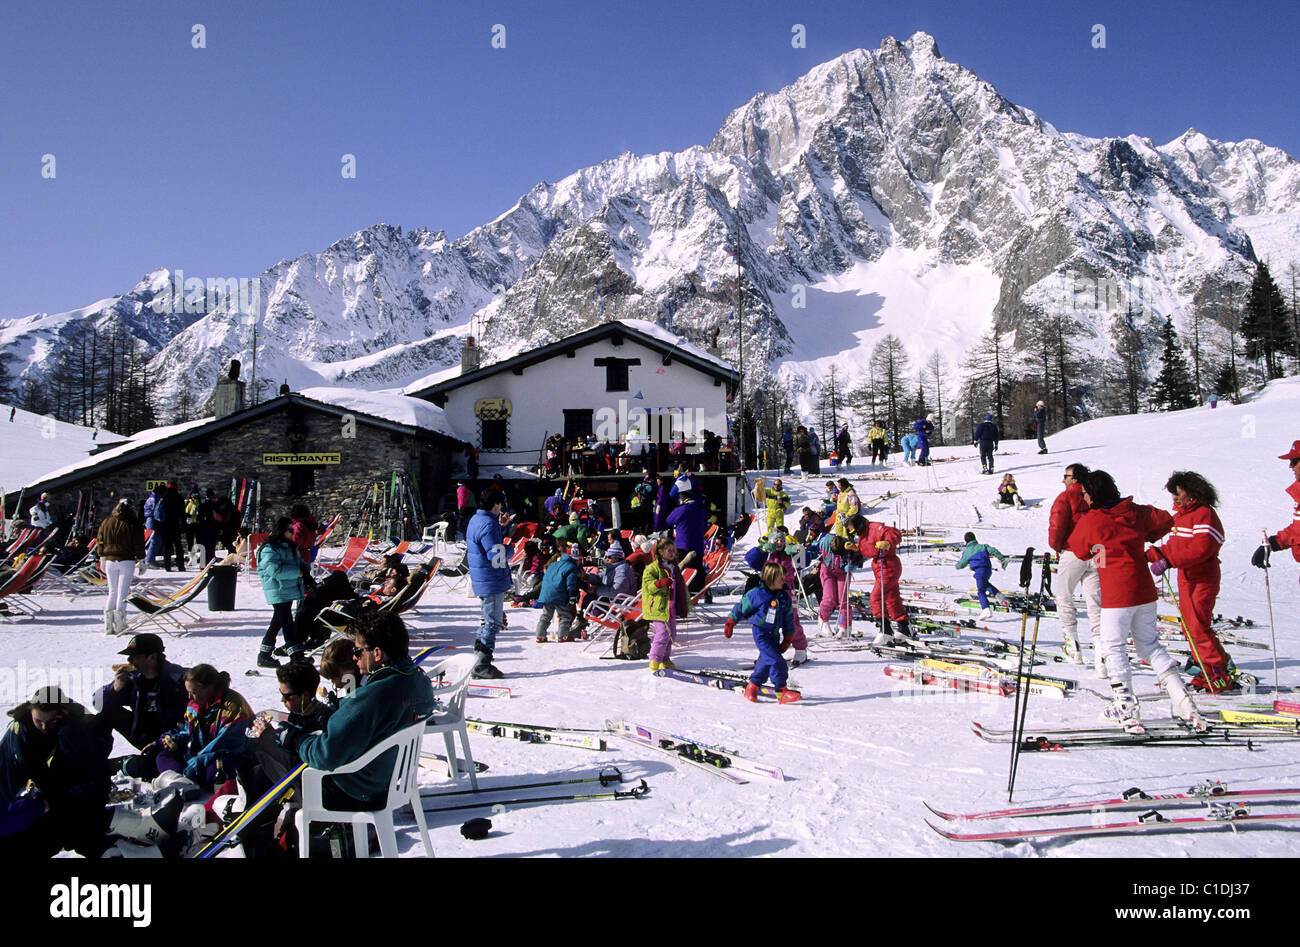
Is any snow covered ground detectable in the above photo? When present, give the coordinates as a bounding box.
[3,379,1300,858]
[0,403,118,497]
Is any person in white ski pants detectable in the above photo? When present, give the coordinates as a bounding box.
[1054,551,1103,672]
[1096,602,1180,689]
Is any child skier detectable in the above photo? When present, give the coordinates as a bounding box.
[723,562,802,703]
[997,474,1025,508]
[956,531,1009,619]
[642,537,689,671]
[743,533,809,665]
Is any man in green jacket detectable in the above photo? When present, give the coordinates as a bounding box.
[253,611,434,814]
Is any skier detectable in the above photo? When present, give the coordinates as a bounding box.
[1048,463,1103,669]
[781,422,794,474]
[94,498,147,635]
[653,474,674,533]
[0,686,115,859]
[535,543,584,643]
[996,474,1025,509]
[836,426,853,470]
[956,531,1009,619]
[1146,471,1232,693]
[832,477,860,538]
[809,429,822,475]
[723,562,802,703]
[157,664,254,787]
[1034,401,1048,454]
[816,533,853,637]
[867,421,889,466]
[94,633,187,778]
[1068,470,1204,733]
[972,414,999,474]
[1252,439,1300,588]
[28,493,53,530]
[643,537,689,671]
[742,533,809,664]
[764,478,790,536]
[467,487,512,679]
[666,482,709,593]
[847,514,911,646]
[794,426,815,480]
[255,517,307,667]
[912,414,934,466]
[900,431,920,465]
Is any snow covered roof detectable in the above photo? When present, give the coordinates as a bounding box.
[297,387,463,439]
[25,416,217,488]
[407,319,738,399]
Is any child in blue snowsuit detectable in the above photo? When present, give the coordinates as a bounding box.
[955,531,1008,616]
[723,562,802,703]
[901,433,920,465]
[912,415,934,465]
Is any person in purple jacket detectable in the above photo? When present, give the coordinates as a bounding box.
[666,484,709,593]
[653,475,675,534]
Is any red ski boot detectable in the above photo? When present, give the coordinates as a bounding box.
[743,682,760,702]
[777,687,803,704]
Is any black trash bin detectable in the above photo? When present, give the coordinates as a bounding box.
[207,564,239,612]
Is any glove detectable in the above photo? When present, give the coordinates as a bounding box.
[655,577,672,588]
[1000,560,1009,570]
[875,541,891,552]
[723,618,736,639]
[1149,558,1168,578]
[779,635,793,654]
[1251,544,1271,569]
[183,756,204,782]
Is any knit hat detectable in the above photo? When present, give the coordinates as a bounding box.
[605,545,624,561]
[568,543,583,558]
[674,475,692,494]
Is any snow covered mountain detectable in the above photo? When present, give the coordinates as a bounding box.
[4,32,1298,421]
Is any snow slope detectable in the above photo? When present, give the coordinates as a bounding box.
[4,380,1299,858]
[0,403,120,502]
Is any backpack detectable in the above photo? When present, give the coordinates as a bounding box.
[153,497,166,523]
[613,618,652,660]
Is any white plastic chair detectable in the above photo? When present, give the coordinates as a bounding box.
[423,653,479,789]
[295,717,433,858]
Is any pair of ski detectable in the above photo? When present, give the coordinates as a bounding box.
[652,666,803,701]
[928,781,1300,842]
[972,719,1300,750]
[420,766,647,814]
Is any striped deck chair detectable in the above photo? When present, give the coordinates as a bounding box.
[0,554,55,621]
[315,536,371,576]
[313,561,439,638]
[124,563,217,635]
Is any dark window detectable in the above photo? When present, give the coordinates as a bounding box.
[563,409,594,442]
[593,356,639,393]
[289,467,315,496]
[481,417,509,449]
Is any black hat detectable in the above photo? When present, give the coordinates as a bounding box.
[118,633,164,657]
[460,817,492,840]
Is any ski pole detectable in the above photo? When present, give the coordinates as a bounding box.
[422,779,649,813]
[1261,529,1281,701]
[1160,572,1213,688]
[1009,552,1052,801]
[1007,546,1035,800]
[419,766,624,800]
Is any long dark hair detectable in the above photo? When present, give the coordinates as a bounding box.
[1164,471,1219,508]
[261,516,295,554]
[1081,470,1121,509]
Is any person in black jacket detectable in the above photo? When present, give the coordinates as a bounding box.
[94,633,188,778]
[973,414,1000,475]
[0,687,113,858]
[161,482,187,571]
[1034,401,1048,454]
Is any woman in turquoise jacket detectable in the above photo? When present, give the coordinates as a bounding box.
[256,516,306,667]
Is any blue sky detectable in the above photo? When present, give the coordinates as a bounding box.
[2,0,1296,319]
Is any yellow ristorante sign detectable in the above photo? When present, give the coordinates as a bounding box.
[261,453,341,466]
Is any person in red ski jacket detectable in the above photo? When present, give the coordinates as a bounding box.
[847,515,910,646]
[1252,440,1300,581]
[1146,472,1231,692]
[1068,470,1202,732]
[1047,462,1103,670]
[289,504,320,565]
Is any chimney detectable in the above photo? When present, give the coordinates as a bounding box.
[212,359,246,418]
[461,335,481,374]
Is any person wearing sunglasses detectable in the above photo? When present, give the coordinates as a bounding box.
[1252,440,1300,578]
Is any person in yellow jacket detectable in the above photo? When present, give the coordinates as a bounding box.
[764,478,790,535]
[867,422,889,465]
[833,478,860,538]
[642,538,689,671]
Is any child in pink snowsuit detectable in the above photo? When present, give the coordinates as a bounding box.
[816,533,852,636]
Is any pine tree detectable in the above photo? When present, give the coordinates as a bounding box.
[869,335,910,445]
[962,326,1009,429]
[1241,261,1297,380]
[1213,361,1238,403]
[1151,316,1198,410]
